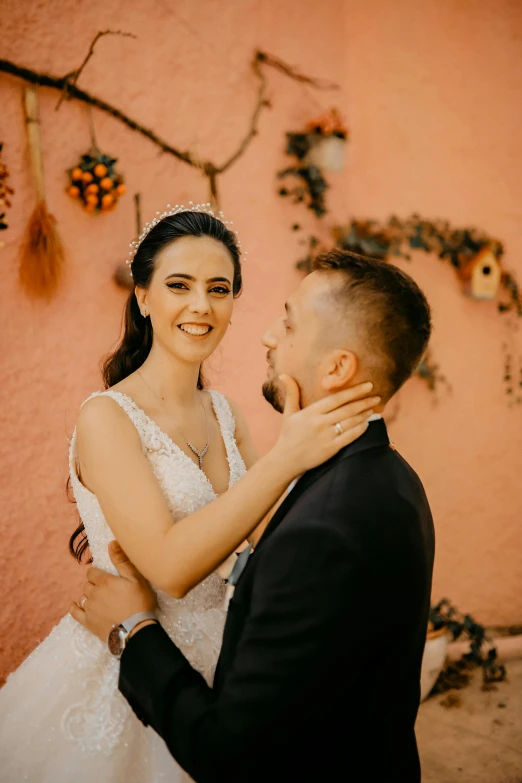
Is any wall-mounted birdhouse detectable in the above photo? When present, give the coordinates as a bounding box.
[457,246,502,300]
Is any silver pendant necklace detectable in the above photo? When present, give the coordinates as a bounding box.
[137,370,210,469]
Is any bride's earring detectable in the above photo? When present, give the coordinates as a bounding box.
[143,309,148,318]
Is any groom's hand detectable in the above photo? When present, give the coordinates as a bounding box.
[69,541,157,644]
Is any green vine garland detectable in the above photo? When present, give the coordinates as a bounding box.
[333,217,522,402]
[281,164,522,401]
[333,216,521,316]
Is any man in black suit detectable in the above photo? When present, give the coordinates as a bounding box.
[74,251,435,782]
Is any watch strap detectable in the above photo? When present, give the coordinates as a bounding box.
[120,610,157,634]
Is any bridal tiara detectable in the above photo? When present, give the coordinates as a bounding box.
[126,201,245,276]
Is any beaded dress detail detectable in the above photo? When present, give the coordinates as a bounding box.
[0,390,246,782]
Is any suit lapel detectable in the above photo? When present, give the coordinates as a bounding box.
[253,419,390,556]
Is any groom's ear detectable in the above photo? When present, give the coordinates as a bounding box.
[321,349,358,392]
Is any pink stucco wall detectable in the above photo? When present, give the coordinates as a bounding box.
[1,0,521,683]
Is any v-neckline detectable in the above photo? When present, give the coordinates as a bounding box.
[107,390,232,498]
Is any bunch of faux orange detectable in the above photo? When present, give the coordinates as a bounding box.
[67,152,126,214]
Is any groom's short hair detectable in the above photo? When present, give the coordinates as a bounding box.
[313,249,432,398]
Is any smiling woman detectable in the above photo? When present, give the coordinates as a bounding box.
[102,210,243,392]
[69,210,244,562]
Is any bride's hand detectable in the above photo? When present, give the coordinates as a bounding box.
[273,376,379,478]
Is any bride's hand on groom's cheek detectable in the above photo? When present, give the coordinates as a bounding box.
[274,376,378,474]
[69,541,157,643]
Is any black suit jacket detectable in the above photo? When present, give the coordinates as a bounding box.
[120,420,435,782]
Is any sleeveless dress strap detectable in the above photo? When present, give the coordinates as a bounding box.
[207,391,246,488]
[81,390,149,431]
[69,390,162,490]
[207,390,236,438]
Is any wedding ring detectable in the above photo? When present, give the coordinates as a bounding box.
[79,596,87,609]
[334,422,344,436]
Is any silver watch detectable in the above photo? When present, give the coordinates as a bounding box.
[107,611,157,658]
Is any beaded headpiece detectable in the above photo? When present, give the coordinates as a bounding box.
[126,201,245,276]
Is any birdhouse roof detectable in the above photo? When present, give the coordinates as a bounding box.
[457,246,501,281]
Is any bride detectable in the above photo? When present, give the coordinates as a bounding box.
[0,204,376,782]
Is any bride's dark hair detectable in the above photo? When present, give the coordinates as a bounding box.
[69,210,243,562]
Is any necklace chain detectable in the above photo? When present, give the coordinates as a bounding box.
[137,370,210,469]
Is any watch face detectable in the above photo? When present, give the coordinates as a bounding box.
[108,626,125,657]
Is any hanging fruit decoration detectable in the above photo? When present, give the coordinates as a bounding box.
[0,142,15,241]
[66,106,126,214]
[67,151,126,214]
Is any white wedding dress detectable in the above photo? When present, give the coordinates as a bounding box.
[0,390,246,783]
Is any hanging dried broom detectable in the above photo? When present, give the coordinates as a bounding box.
[19,85,65,298]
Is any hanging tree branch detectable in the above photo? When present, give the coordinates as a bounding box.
[0,57,199,168]
[216,52,269,174]
[255,50,340,91]
[56,30,137,110]
[0,40,340,202]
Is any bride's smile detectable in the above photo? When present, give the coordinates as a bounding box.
[178,323,213,337]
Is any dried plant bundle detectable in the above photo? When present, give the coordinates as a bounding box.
[19,85,64,298]
[19,201,65,297]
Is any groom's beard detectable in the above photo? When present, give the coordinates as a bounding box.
[262,379,284,413]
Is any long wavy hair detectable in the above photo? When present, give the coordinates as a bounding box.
[69,210,243,562]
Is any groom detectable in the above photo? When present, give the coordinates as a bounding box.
[72,250,435,782]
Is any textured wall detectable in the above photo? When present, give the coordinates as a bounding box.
[0,0,521,683]
[342,0,522,628]
[0,0,349,683]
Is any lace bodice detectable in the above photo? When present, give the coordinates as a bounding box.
[68,389,246,676]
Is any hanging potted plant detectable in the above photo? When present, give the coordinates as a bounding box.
[278,108,349,217]
[302,107,349,172]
